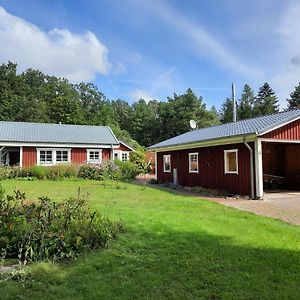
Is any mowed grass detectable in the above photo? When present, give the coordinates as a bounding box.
[1,179,300,300]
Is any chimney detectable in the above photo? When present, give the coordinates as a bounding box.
[232,82,237,122]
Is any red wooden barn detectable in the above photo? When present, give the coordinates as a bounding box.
[0,122,133,168]
[148,109,300,199]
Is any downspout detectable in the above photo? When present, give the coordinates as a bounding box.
[110,144,113,160]
[243,139,255,199]
[0,146,4,167]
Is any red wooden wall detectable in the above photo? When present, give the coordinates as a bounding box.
[284,145,300,189]
[262,119,300,140]
[157,143,253,196]
[102,149,111,160]
[71,148,87,164]
[22,147,37,167]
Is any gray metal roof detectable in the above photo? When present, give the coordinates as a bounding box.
[0,122,119,145]
[148,109,300,150]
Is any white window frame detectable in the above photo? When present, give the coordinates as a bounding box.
[188,152,199,173]
[224,149,238,175]
[37,148,71,166]
[87,149,103,164]
[163,154,171,173]
[121,151,130,162]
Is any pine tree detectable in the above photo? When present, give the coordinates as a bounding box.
[220,97,234,124]
[254,83,279,116]
[287,82,300,109]
[238,84,255,120]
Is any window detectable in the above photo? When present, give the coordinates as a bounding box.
[37,149,71,165]
[87,149,102,164]
[224,149,238,174]
[39,150,53,165]
[163,155,171,172]
[189,153,199,173]
[56,150,68,163]
[122,152,129,162]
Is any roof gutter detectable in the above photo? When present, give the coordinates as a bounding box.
[148,134,258,152]
[243,138,255,199]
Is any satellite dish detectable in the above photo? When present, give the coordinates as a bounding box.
[189,119,197,129]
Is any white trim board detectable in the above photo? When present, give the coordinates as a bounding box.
[151,135,257,152]
[0,142,117,148]
[258,115,300,136]
[254,139,264,199]
[260,138,300,143]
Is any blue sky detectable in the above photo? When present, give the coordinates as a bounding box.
[0,0,299,109]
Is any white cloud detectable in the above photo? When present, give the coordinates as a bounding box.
[137,0,262,79]
[0,6,111,81]
[112,62,126,76]
[129,65,177,102]
[130,89,154,102]
[270,1,300,105]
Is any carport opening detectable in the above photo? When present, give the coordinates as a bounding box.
[0,147,20,166]
[262,142,300,191]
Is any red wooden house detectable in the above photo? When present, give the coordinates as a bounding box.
[0,122,133,168]
[148,109,300,199]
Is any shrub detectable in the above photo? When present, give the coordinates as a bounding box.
[46,164,78,180]
[0,185,122,262]
[130,151,148,174]
[78,161,122,181]
[114,160,139,180]
[27,165,50,179]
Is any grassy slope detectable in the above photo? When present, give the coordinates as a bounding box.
[1,179,300,300]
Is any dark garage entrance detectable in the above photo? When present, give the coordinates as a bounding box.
[262,142,300,191]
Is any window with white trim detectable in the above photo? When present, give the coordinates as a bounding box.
[87,149,102,164]
[39,150,53,165]
[37,149,71,165]
[163,154,171,172]
[224,149,238,174]
[189,153,199,173]
[56,150,69,163]
[121,152,129,162]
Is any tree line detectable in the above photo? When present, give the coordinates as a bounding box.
[0,62,300,147]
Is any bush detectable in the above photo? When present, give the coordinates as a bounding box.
[130,151,148,174]
[27,165,50,179]
[0,185,122,262]
[0,160,138,181]
[114,160,139,180]
[46,164,78,180]
[78,161,122,181]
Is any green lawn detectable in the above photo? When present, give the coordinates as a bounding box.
[1,179,300,300]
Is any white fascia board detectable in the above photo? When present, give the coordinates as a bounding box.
[117,141,135,151]
[259,138,300,143]
[0,142,117,148]
[152,135,257,153]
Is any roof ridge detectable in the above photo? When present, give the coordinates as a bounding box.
[0,121,109,128]
[190,108,300,133]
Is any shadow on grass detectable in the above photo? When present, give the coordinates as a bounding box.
[3,227,300,300]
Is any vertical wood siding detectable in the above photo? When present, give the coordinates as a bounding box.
[157,143,253,196]
[284,145,300,189]
[262,119,300,140]
[71,148,87,164]
[102,149,111,160]
[22,147,37,167]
